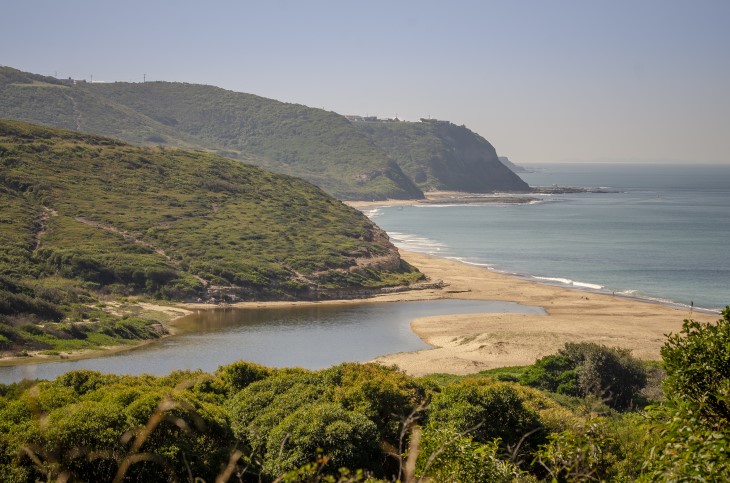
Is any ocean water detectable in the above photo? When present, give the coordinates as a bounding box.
[368,164,730,312]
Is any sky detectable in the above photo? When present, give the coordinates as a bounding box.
[2,0,729,164]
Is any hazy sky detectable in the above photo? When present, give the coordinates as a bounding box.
[3,1,729,164]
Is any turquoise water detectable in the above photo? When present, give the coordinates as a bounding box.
[369,164,730,312]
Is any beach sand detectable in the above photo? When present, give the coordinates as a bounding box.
[343,191,536,210]
[1,249,718,374]
[370,250,718,376]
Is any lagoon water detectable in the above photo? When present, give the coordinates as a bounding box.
[2,163,727,384]
[0,300,544,384]
[370,163,730,312]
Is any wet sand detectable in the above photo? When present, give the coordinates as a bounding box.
[1,250,716,375]
[370,251,717,376]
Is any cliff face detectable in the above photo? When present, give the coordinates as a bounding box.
[498,156,532,173]
[353,119,530,193]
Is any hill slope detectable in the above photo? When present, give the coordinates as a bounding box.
[498,156,532,173]
[0,67,422,200]
[0,120,422,353]
[352,119,530,192]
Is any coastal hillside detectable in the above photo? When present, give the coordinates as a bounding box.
[0,67,422,200]
[352,118,530,192]
[498,156,532,173]
[0,120,422,353]
[1,66,534,200]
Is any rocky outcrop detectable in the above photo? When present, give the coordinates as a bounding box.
[353,119,531,193]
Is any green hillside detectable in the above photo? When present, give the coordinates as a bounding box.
[0,66,422,200]
[353,118,531,192]
[0,120,422,354]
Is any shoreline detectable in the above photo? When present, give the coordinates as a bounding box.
[0,250,719,375]
[344,191,537,210]
[371,250,717,376]
[0,303,193,368]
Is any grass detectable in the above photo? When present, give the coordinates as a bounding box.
[0,66,423,200]
[0,119,423,352]
[353,119,530,192]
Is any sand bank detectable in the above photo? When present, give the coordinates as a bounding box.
[344,191,537,210]
[371,251,718,376]
[1,250,717,375]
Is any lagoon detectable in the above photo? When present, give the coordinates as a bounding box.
[0,299,545,384]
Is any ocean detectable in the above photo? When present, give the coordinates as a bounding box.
[367,163,730,313]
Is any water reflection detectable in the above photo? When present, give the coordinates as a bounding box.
[0,299,545,383]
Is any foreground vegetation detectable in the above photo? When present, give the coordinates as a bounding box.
[0,119,423,355]
[1,309,727,482]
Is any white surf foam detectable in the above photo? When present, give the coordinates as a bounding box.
[533,276,603,290]
[446,256,494,268]
[387,232,447,254]
[363,207,382,218]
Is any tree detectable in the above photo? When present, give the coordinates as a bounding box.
[661,307,730,426]
[520,343,647,410]
[264,402,380,478]
[645,307,730,480]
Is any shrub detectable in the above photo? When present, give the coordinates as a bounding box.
[661,307,730,426]
[561,343,646,410]
[426,379,545,459]
[227,371,324,454]
[55,370,120,396]
[417,426,536,483]
[215,360,272,394]
[264,402,380,478]
[520,343,647,410]
[323,363,428,443]
[41,400,132,481]
[519,354,580,396]
[645,307,730,480]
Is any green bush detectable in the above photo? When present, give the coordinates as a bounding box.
[42,400,132,481]
[644,307,730,480]
[227,370,325,455]
[323,363,428,443]
[426,379,545,459]
[535,418,629,482]
[417,426,535,483]
[264,402,380,478]
[520,343,647,410]
[561,343,647,410]
[661,307,730,426]
[215,360,272,394]
[519,354,580,396]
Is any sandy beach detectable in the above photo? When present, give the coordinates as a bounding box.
[343,191,537,210]
[1,248,718,375]
[210,248,717,377]
[369,250,718,376]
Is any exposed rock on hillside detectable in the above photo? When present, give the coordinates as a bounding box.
[352,118,530,193]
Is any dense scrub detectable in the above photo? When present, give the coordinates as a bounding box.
[0,66,423,200]
[0,119,422,353]
[353,119,530,193]
[519,342,647,410]
[1,310,728,482]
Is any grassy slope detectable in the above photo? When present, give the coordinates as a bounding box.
[0,119,422,354]
[0,67,422,200]
[353,120,531,192]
